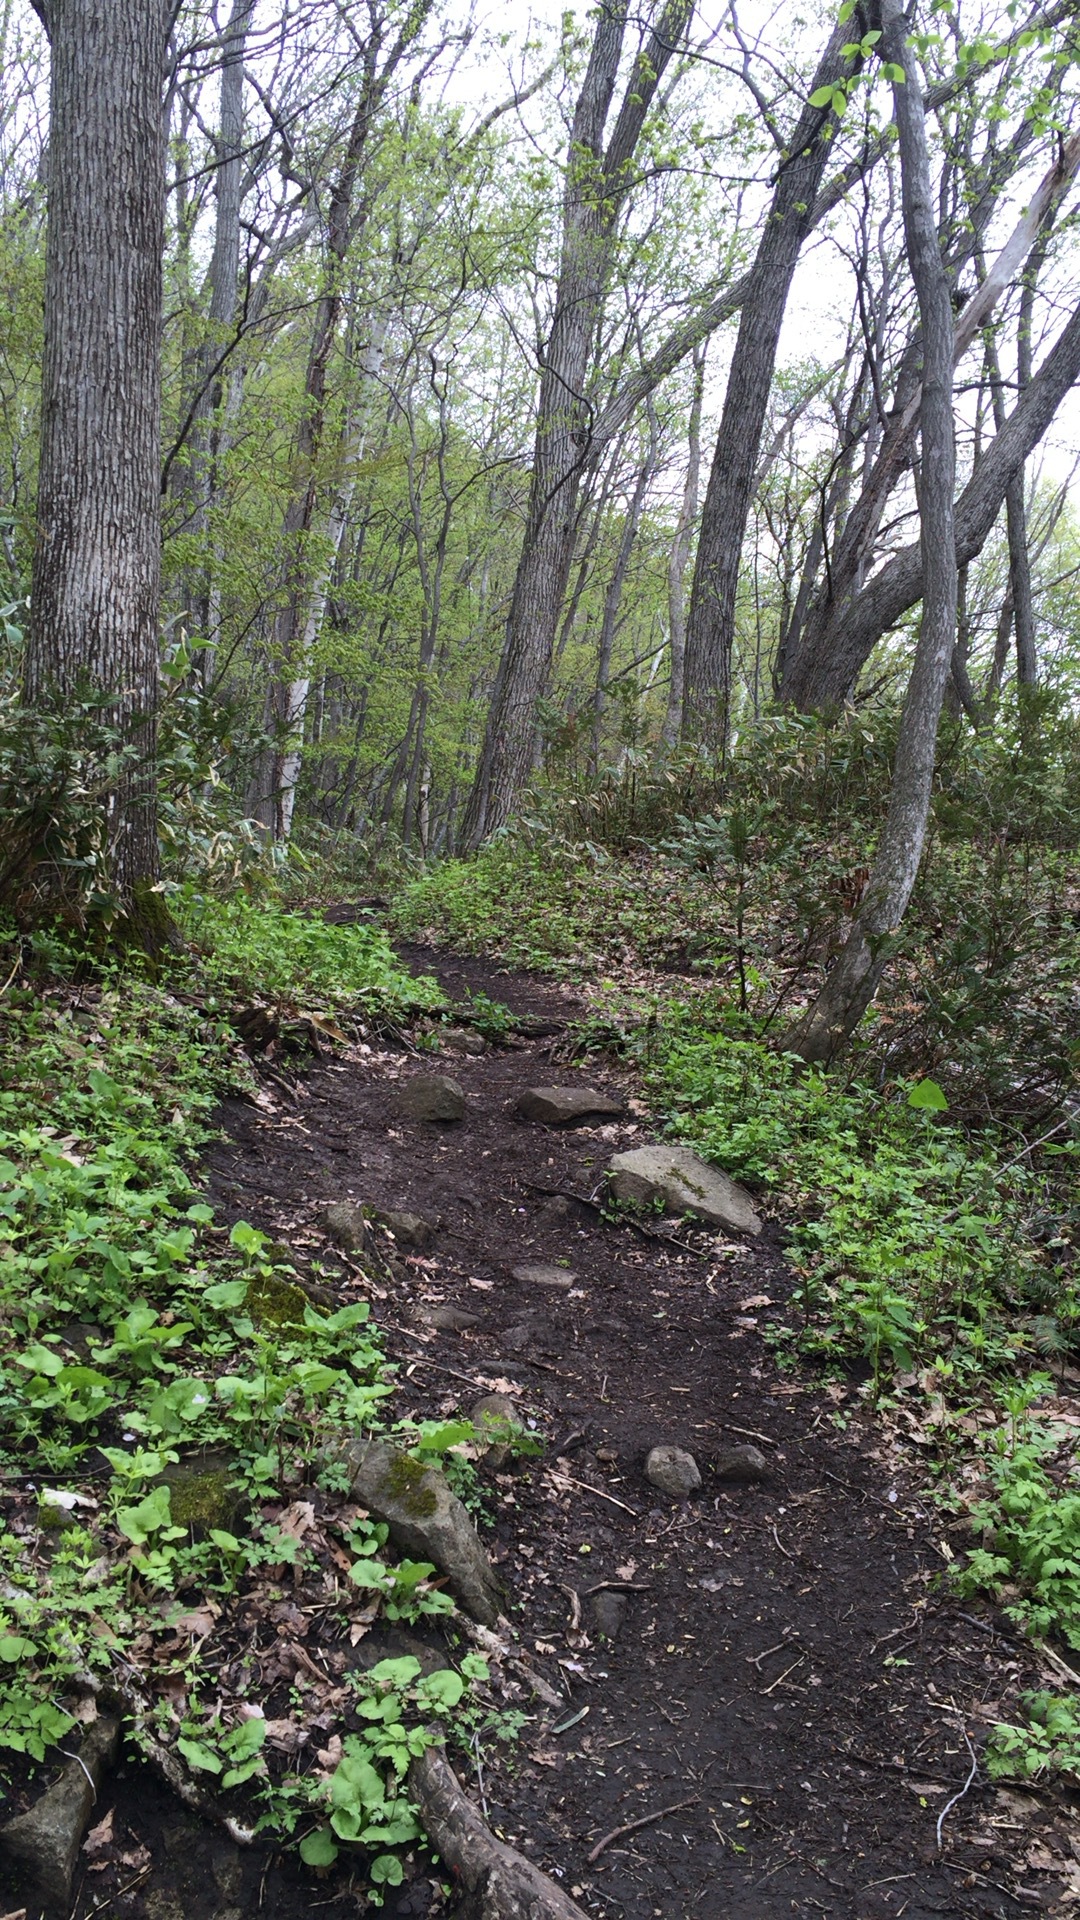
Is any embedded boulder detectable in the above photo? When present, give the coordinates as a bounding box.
[0,1712,121,1905]
[511,1263,576,1290]
[517,1086,625,1127]
[376,1208,437,1250]
[396,1075,467,1122]
[323,1202,371,1253]
[606,1143,761,1234]
[715,1443,770,1482]
[471,1392,520,1470]
[343,1439,500,1626]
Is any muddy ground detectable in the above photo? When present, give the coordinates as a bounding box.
[4,943,1079,1920]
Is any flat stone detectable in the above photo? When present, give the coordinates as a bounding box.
[591,1591,629,1641]
[423,1305,481,1333]
[606,1144,761,1234]
[396,1075,466,1122]
[323,1202,370,1253]
[714,1444,769,1481]
[343,1439,500,1625]
[511,1263,576,1290]
[645,1444,701,1498]
[377,1208,437,1250]
[1,1713,120,1904]
[517,1086,625,1127]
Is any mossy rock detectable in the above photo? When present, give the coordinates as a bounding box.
[246,1269,309,1330]
[343,1439,500,1625]
[159,1451,246,1534]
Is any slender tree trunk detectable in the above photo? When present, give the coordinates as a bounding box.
[659,343,704,753]
[590,412,658,775]
[786,0,956,1065]
[681,12,865,749]
[461,0,690,847]
[24,0,167,926]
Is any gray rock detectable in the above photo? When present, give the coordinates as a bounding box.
[714,1444,769,1481]
[471,1393,519,1469]
[511,1262,576,1290]
[343,1439,500,1625]
[517,1086,625,1127]
[1,1713,120,1904]
[323,1202,370,1253]
[645,1444,702,1498]
[397,1075,467,1122]
[591,1591,629,1641]
[606,1144,761,1235]
[423,1305,481,1333]
[377,1208,437,1250]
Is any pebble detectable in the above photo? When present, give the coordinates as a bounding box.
[714,1444,769,1481]
[396,1075,467,1122]
[511,1262,577,1290]
[591,1590,629,1640]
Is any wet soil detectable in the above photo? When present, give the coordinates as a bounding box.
[4,944,1078,1920]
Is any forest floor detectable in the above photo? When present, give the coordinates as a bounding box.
[13,941,1080,1920]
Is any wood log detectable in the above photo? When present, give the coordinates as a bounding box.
[410,1746,589,1920]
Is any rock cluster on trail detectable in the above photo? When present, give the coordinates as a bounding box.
[511,1261,577,1290]
[606,1143,762,1234]
[645,1443,702,1497]
[0,1713,120,1904]
[517,1085,625,1126]
[343,1438,500,1625]
[396,1074,467,1121]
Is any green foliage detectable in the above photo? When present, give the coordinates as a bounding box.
[177,891,445,1016]
[986,1692,1080,1783]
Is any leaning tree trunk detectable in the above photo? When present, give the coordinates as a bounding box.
[785,0,957,1066]
[658,342,705,754]
[24,0,167,931]
[680,10,867,750]
[460,0,690,848]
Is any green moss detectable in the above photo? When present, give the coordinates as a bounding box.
[247,1269,309,1330]
[385,1450,439,1518]
[161,1456,245,1533]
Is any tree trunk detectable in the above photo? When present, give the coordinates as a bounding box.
[659,342,704,753]
[461,0,690,847]
[681,11,865,750]
[590,410,658,775]
[24,0,167,927]
[785,0,956,1065]
[776,293,1080,716]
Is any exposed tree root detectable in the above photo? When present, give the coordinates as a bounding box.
[410,1746,590,1920]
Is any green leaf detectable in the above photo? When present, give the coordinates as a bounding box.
[204,1279,247,1309]
[370,1854,405,1886]
[0,1634,35,1662]
[117,1484,174,1544]
[16,1343,63,1377]
[177,1735,223,1774]
[907,1078,949,1111]
[299,1826,338,1867]
[808,84,836,106]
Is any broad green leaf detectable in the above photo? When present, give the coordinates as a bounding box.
[907,1078,949,1111]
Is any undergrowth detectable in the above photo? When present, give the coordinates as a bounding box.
[0,905,505,1900]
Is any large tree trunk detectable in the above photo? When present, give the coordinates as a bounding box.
[658,343,705,754]
[785,0,957,1065]
[460,0,690,848]
[24,0,167,925]
[589,409,658,775]
[680,11,864,749]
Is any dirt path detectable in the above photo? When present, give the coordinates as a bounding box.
[19,946,1073,1920]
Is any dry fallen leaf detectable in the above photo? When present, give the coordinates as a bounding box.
[83,1810,115,1857]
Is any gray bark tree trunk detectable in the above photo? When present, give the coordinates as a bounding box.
[589,408,659,775]
[460,0,691,848]
[785,0,957,1065]
[659,341,705,753]
[681,12,865,749]
[24,0,168,931]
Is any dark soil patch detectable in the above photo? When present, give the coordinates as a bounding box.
[5,946,1077,1920]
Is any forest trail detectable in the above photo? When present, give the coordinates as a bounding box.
[198,943,1074,1920]
[38,944,1072,1920]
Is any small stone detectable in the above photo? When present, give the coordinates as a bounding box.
[714,1444,769,1481]
[645,1444,702,1498]
[397,1075,467,1122]
[517,1086,625,1127]
[423,1305,481,1333]
[343,1439,500,1625]
[323,1202,370,1253]
[1,1714,120,1904]
[377,1208,437,1250]
[511,1262,576,1290]
[606,1144,761,1234]
[591,1591,629,1640]
[471,1393,519,1469]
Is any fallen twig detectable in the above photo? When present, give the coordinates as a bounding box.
[762,1655,805,1696]
[547,1470,639,1518]
[936,1728,978,1851]
[583,1580,652,1596]
[724,1421,779,1449]
[586,1796,700,1865]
